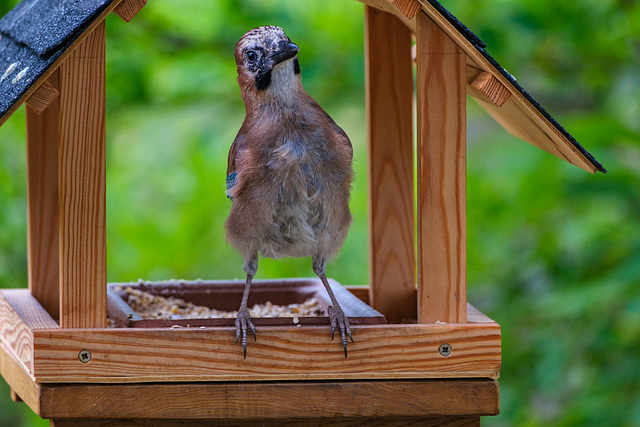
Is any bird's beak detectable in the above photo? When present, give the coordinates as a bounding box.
[270,41,299,66]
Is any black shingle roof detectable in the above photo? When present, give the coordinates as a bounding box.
[426,0,605,173]
[0,0,115,121]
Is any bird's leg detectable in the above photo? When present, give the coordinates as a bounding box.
[235,252,258,358]
[312,257,353,357]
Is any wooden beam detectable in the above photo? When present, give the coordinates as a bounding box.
[0,290,59,376]
[358,0,417,32]
[37,379,498,420]
[25,80,60,115]
[416,12,467,324]
[49,417,483,426]
[26,70,61,320]
[470,71,511,107]
[113,0,147,22]
[389,0,421,18]
[29,322,500,383]
[365,6,416,324]
[58,22,107,329]
[0,345,42,415]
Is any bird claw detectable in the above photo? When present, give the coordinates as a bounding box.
[235,306,256,359]
[328,305,353,357]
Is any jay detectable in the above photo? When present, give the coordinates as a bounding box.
[225,26,354,358]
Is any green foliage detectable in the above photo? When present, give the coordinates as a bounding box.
[1,0,639,425]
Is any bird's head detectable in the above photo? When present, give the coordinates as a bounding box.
[235,26,301,105]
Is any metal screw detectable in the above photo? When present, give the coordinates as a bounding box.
[78,350,92,363]
[438,343,452,357]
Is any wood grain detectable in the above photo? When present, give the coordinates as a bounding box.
[58,23,107,329]
[1,290,499,384]
[36,379,498,419]
[30,321,500,383]
[26,70,61,320]
[114,0,147,22]
[358,0,416,31]
[390,0,421,19]
[0,290,58,374]
[365,7,416,323]
[0,344,41,414]
[25,80,60,115]
[416,12,467,324]
[49,417,482,427]
[470,71,511,107]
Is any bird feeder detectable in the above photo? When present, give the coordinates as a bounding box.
[0,0,605,425]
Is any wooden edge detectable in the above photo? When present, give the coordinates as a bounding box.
[0,345,41,415]
[390,0,422,19]
[37,379,499,419]
[25,80,59,115]
[0,289,58,376]
[345,285,371,305]
[1,288,500,384]
[470,71,511,107]
[114,0,147,22]
[0,289,59,330]
[10,388,22,402]
[48,417,484,426]
[358,0,416,32]
[30,322,500,383]
[106,287,140,327]
[415,0,599,173]
[0,0,125,128]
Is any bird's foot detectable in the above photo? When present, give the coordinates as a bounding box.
[328,304,354,357]
[235,306,256,359]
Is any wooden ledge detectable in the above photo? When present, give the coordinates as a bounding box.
[2,346,498,421]
[1,289,500,384]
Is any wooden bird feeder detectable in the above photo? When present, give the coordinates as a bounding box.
[0,0,605,425]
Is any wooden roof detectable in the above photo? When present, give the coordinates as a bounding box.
[0,0,604,173]
[370,0,605,173]
[0,0,136,127]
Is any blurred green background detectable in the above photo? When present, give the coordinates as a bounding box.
[0,0,638,425]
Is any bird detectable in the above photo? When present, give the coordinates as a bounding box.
[225,26,354,358]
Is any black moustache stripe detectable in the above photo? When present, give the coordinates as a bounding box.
[255,69,272,91]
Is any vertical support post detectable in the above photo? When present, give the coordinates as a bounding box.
[58,22,107,328]
[365,7,416,323]
[26,70,60,319]
[416,12,467,323]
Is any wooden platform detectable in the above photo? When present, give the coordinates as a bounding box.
[0,288,500,384]
[1,286,500,424]
[3,345,498,425]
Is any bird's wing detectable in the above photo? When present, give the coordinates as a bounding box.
[308,98,353,159]
[226,127,247,199]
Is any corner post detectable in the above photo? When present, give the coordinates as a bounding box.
[365,6,416,323]
[26,70,61,319]
[57,22,107,328]
[416,11,467,323]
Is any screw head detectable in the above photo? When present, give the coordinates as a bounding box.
[78,350,92,363]
[438,343,452,357]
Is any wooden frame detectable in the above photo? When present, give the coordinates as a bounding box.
[1,0,521,423]
[1,289,500,383]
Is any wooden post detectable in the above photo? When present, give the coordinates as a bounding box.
[416,12,467,324]
[365,6,416,323]
[58,22,107,328]
[25,70,61,319]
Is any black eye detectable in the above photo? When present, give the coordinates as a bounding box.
[246,50,257,62]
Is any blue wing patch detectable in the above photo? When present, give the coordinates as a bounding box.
[226,171,237,199]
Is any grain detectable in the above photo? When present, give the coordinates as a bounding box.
[118,287,325,320]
